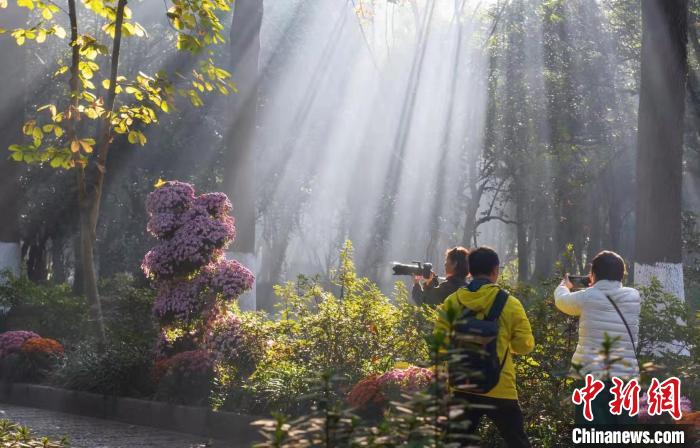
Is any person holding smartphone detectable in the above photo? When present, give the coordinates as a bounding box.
[554,250,641,425]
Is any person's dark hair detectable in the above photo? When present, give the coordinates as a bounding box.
[445,246,469,278]
[591,251,626,282]
[469,246,500,277]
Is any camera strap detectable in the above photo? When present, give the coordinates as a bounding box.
[603,293,638,360]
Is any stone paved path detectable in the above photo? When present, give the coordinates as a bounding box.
[0,403,232,448]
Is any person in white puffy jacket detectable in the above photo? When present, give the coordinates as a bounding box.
[554,250,640,425]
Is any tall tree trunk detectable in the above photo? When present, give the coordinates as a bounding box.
[223,0,263,311]
[0,2,26,280]
[634,0,688,300]
[71,0,127,344]
[67,0,104,344]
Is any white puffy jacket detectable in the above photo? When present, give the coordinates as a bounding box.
[554,280,640,379]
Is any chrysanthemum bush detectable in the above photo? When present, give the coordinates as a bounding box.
[142,181,256,404]
[0,331,64,381]
[347,366,434,410]
[0,331,40,358]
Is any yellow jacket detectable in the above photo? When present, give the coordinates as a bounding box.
[435,282,535,400]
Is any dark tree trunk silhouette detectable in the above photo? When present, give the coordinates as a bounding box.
[634,0,688,299]
[223,0,263,310]
[225,0,262,255]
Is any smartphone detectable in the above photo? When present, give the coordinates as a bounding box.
[568,275,591,290]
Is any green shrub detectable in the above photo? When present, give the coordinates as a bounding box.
[52,341,155,397]
[243,242,434,414]
[100,274,157,347]
[637,280,700,405]
[0,272,87,344]
[0,272,157,349]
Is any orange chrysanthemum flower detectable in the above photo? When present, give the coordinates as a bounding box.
[20,337,64,357]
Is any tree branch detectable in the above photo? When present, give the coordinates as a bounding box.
[475,215,517,226]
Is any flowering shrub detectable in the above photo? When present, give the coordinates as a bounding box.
[143,181,256,404]
[141,181,238,281]
[21,337,64,357]
[347,374,384,409]
[347,366,434,409]
[204,312,261,375]
[142,181,253,326]
[0,331,40,357]
[155,349,214,380]
[0,331,64,381]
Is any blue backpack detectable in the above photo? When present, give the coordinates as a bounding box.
[449,289,509,394]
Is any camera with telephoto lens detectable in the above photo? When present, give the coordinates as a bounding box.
[392,261,433,278]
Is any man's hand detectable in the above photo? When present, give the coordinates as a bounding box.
[422,271,436,287]
[563,273,574,290]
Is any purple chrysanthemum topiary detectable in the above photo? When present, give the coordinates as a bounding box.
[142,181,254,330]
[146,181,195,214]
[194,192,232,217]
[206,259,255,299]
[142,241,226,279]
[146,212,182,239]
[142,183,237,281]
[153,278,209,324]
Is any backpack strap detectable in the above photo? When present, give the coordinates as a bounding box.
[487,289,511,374]
[485,289,509,322]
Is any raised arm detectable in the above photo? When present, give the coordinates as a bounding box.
[554,284,586,316]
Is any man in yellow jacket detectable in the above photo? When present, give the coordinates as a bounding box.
[436,247,535,448]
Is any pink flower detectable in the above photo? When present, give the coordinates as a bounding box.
[0,331,41,357]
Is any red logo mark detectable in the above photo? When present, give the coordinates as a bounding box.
[609,376,641,416]
[647,377,683,420]
[572,374,605,422]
